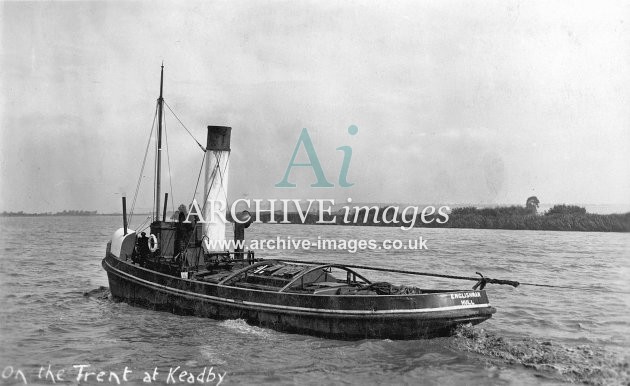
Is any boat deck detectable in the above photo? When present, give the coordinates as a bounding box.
[188,261,459,296]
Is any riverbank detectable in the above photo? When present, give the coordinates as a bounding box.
[3,205,629,232]
[254,204,630,232]
[443,206,630,232]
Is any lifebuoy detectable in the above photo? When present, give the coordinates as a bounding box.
[148,234,158,252]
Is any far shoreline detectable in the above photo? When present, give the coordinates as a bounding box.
[2,203,629,233]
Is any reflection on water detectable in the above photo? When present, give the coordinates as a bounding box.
[1,217,629,385]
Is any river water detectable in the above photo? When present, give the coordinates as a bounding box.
[0,216,628,385]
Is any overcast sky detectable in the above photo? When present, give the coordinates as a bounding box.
[1,1,629,213]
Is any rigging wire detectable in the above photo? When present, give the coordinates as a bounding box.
[178,150,231,266]
[184,152,224,266]
[163,115,175,218]
[190,152,207,208]
[200,152,231,217]
[212,151,230,204]
[177,152,207,267]
[202,152,230,207]
[158,127,178,245]
[200,155,220,213]
[129,102,158,225]
[162,144,182,255]
[135,215,152,232]
[164,101,206,152]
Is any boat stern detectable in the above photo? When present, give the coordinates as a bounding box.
[441,289,496,323]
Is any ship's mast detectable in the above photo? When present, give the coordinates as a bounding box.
[155,64,164,221]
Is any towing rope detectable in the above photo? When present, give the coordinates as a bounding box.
[268,258,629,293]
[271,258,520,289]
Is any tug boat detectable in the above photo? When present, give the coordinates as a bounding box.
[102,66,508,340]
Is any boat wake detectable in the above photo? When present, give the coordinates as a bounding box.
[450,324,629,385]
[83,286,111,300]
[219,319,276,339]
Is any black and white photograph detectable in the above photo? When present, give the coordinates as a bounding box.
[1,1,629,385]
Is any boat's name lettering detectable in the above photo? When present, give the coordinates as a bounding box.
[450,292,481,300]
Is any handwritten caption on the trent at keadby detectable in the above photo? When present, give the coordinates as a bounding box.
[1,364,226,385]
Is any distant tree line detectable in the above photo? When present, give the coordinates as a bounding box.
[445,204,629,232]
[251,198,630,233]
[0,210,98,217]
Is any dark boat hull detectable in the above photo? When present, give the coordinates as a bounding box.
[103,254,495,340]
